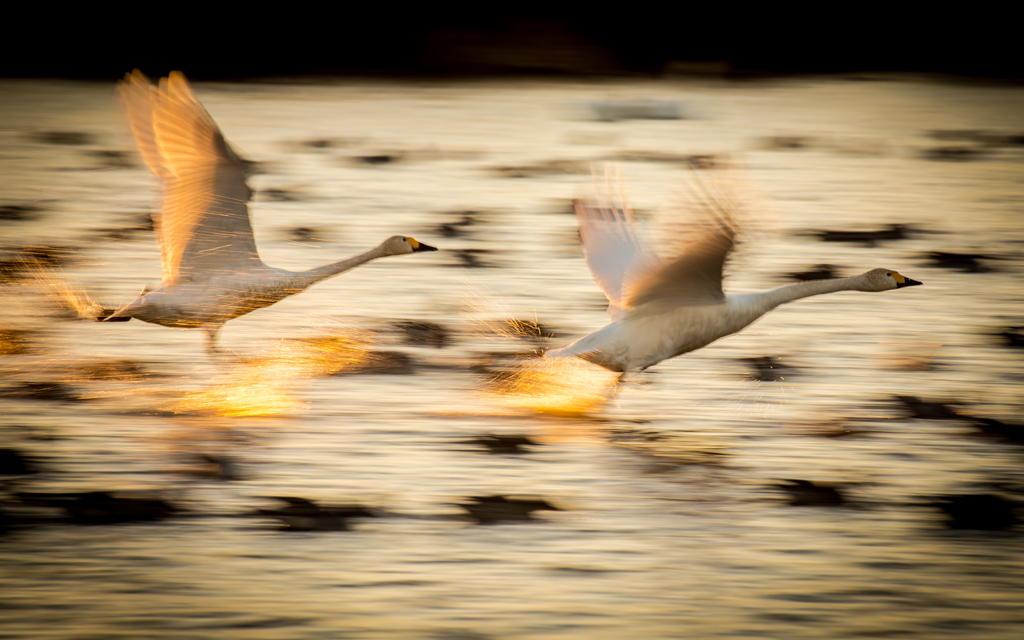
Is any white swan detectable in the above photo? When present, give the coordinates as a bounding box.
[546,171,922,373]
[105,70,437,349]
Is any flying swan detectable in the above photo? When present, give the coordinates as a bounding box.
[104,70,436,348]
[545,170,921,373]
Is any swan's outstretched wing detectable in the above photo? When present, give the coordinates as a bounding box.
[623,171,739,313]
[120,70,261,284]
[575,180,662,320]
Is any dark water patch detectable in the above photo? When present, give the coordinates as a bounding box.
[86,149,134,169]
[253,496,377,532]
[357,350,418,375]
[756,612,824,623]
[784,264,840,281]
[994,326,1024,349]
[449,248,494,268]
[921,146,986,162]
[0,204,43,222]
[94,222,152,242]
[589,99,682,122]
[931,493,1020,530]
[611,151,716,168]
[893,395,967,421]
[354,153,400,166]
[759,135,813,150]
[490,159,586,178]
[775,479,847,507]
[743,356,794,382]
[923,251,998,273]
[458,495,560,524]
[461,434,541,455]
[548,566,615,575]
[283,226,326,242]
[257,188,303,202]
[0,448,40,476]
[970,416,1024,445]
[1,382,82,403]
[810,224,912,246]
[30,131,94,146]
[859,561,920,570]
[394,320,451,348]
[18,491,178,525]
[928,129,1024,147]
[300,137,356,150]
[175,452,244,481]
[436,213,477,238]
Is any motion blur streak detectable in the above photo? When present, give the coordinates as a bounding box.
[1,76,1023,639]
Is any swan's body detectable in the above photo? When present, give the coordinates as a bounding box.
[106,71,436,347]
[547,173,921,373]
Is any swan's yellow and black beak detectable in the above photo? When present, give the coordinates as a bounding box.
[893,272,923,288]
[407,237,438,252]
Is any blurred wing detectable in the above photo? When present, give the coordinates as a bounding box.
[623,170,740,313]
[120,70,261,284]
[575,188,662,321]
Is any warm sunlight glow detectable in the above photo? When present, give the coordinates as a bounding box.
[483,355,620,416]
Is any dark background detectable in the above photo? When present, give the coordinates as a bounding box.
[2,8,1017,80]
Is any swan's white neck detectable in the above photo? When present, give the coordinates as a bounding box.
[757,275,866,312]
[284,244,393,290]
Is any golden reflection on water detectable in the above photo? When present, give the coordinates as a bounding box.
[168,331,381,417]
[483,355,621,416]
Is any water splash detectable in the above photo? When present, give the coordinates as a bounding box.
[482,354,620,416]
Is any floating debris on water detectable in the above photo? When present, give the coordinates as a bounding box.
[394,320,450,348]
[255,497,377,532]
[812,224,911,246]
[0,448,39,476]
[458,495,560,524]
[785,264,840,281]
[463,434,540,455]
[0,205,43,223]
[30,131,94,146]
[776,479,847,507]
[923,251,997,273]
[19,491,178,525]
[743,356,793,382]
[932,493,1020,530]
[893,395,965,421]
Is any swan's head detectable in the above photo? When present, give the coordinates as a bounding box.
[860,268,923,291]
[380,235,438,256]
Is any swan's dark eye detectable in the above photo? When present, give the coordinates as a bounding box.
[886,272,892,277]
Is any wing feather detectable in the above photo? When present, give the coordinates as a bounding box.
[575,181,662,320]
[576,167,742,319]
[119,70,261,284]
[624,172,738,312]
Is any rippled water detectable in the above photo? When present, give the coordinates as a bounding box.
[2,75,1023,639]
